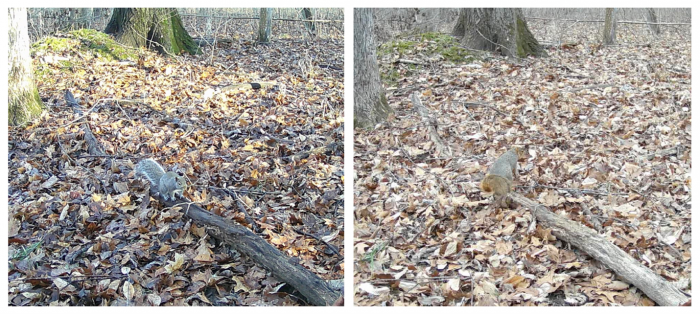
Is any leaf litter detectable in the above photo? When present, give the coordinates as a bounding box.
[354,27,690,306]
[8,29,344,306]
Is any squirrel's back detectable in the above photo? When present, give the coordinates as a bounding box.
[480,147,523,196]
[135,159,166,186]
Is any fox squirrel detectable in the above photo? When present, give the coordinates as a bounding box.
[135,159,187,201]
[480,147,524,207]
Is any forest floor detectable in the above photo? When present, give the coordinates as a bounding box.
[8,29,344,306]
[354,25,690,306]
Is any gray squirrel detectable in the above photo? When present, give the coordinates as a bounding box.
[135,159,186,201]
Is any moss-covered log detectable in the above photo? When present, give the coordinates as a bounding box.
[105,8,199,55]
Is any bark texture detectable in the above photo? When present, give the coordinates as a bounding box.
[511,193,690,306]
[645,8,661,36]
[105,8,199,55]
[258,8,273,43]
[8,7,44,126]
[452,8,546,58]
[302,8,316,36]
[354,8,392,129]
[602,8,617,45]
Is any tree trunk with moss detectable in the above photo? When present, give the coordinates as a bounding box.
[258,8,273,43]
[105,8,199,55]
[602,8,618,45]
[354,8,392,129]
[452,8,546,58]
[8,7,44,126]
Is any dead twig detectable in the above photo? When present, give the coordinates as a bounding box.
[563,84,614,93]
[526,183,629,197]
[293,228,340,256]
[411,92,451,157]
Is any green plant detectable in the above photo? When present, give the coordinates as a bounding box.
[360,241,388,269]
[11,241,43,261]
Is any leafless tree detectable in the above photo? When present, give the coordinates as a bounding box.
[8,7,44,126]
[354,8,393,128]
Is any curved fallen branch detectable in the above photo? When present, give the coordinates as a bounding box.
[158,195,341,306]
[510,193,689,306]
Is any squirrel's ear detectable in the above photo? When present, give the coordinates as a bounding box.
[175,170,185,177]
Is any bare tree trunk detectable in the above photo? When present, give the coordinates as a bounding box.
[354,8,393,129]
[104,8,199,55]
[602,8,618,45]
[8,7,44,126]
[452,8,546,58]
[258,8,272,43]
[302,8,316,37]
[645,8,661,36]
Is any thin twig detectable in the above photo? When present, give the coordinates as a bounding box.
[294,228,340,256]
[525,184,629,197]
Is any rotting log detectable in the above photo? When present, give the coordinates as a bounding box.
[158,196,342,306]
[510,193,689,306]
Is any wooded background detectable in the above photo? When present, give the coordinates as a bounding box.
[27,8,344,41]
[372,8,690,44]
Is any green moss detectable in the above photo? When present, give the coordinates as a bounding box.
[72,29,138,60]
[381,67,400,86]
[379,32,474,64]
[421,32,472,63]
[419,32,441,41]
[8,86,44,126]
[377,40,417,57]
[440,45,472,63]
[31,36,77,55]
[32,29,138,62]
[376,32,478,87]
[31,29,143,84]
[514,18,547,58]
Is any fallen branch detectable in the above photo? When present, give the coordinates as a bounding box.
[563,84,614,93]
[462,101,526,126]
[395,59,426,66]
[293,228,341,256]
[575,191,602,232]
[510,193,689,306]
[284,141,343,162]
[159,195,341,305]
[526,183,628,197]
[220,81,277,93]
[524,16,691,26]
[645,145,683,159]
[411,92,450,157]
